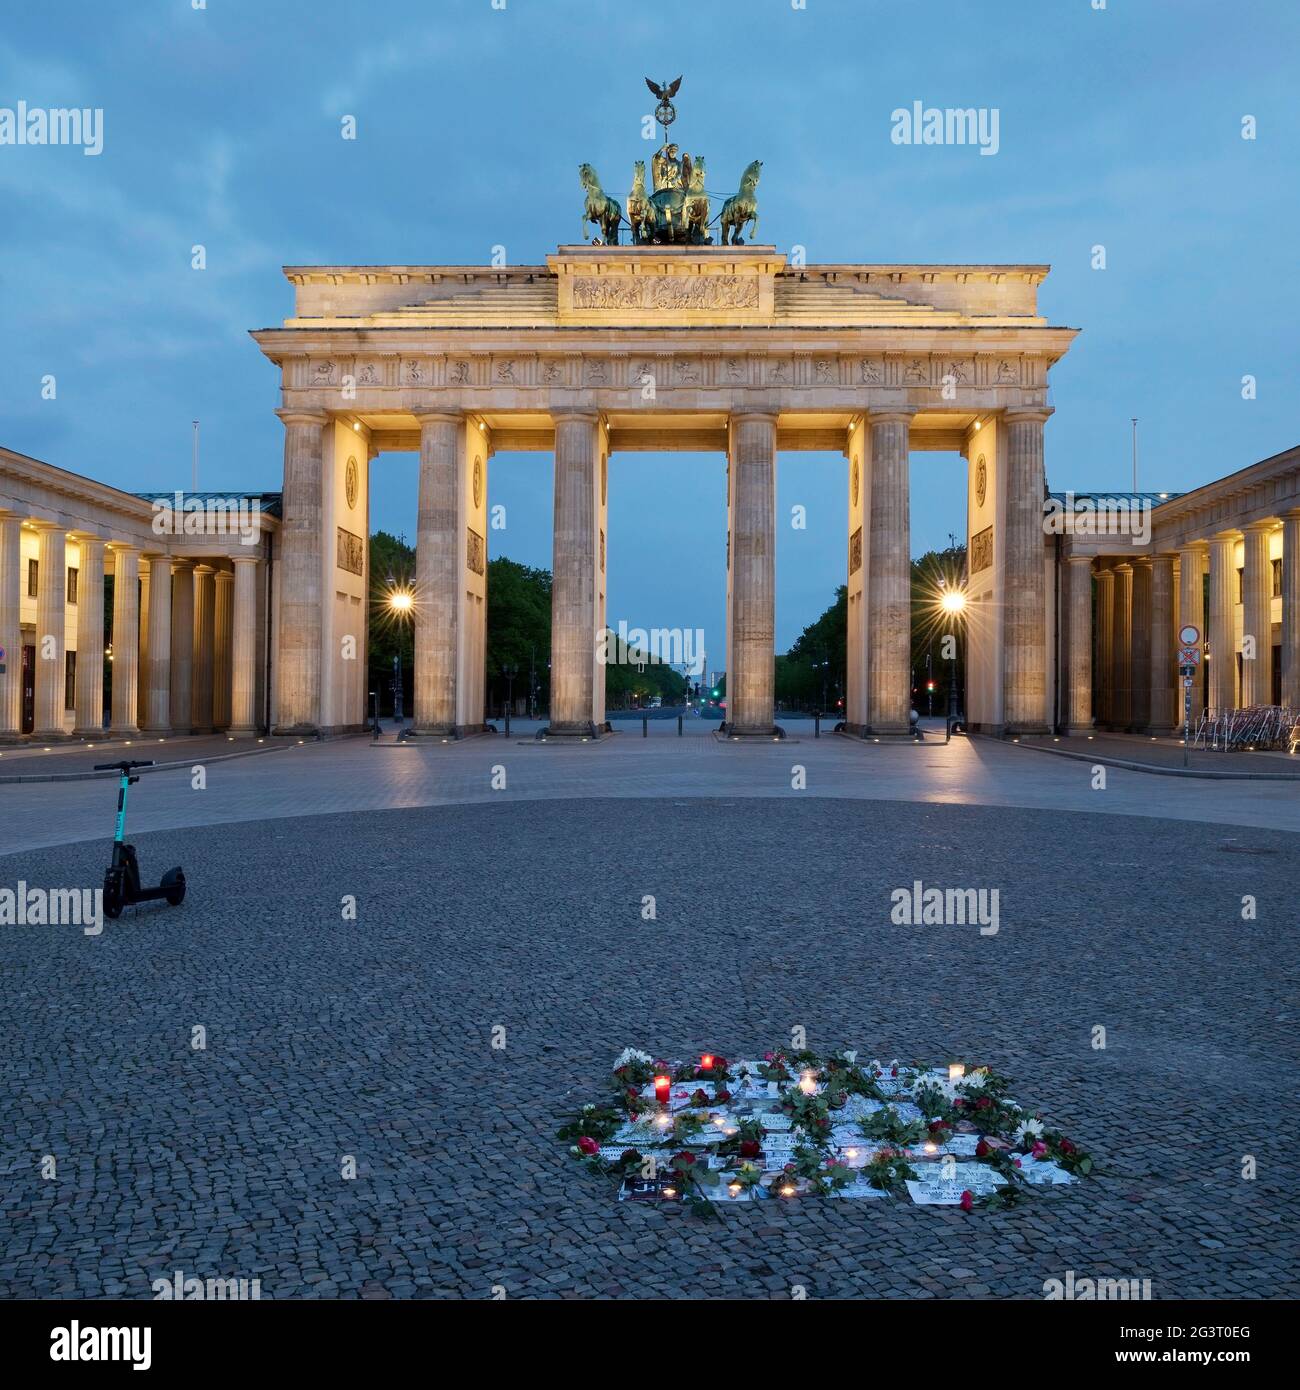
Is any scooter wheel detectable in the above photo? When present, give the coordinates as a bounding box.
[163,868,186,907]
[103,874,124,919]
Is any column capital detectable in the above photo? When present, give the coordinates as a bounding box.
[1131,555,1154,569]
[1243,518,1277,535]
[107,540,140,555]
[1003,405,1054,424]
[213,568,234,585]
[1065,553,1095,567]
[1112,560,1134,575]
[867,408,917,427]
[414,409,464,428]
[275,407,329,428]
[549,408,600,426]
[1283,507,1300,522]
[230,553,261,567]
[72,532,106,551]
[170,558,196,574]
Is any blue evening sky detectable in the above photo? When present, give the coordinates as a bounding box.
[2,0,1296,653]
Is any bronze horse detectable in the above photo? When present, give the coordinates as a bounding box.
[579,163,622,245]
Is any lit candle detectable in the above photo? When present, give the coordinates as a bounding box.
[948,1063,966,1082]
[728,1182,742,1197]
[923,1141,938,1154]
[780,1183,796,1197]
[799,1071,817,1095]
[700,1053,714,1071]
[845,1147,858,1159]
[663,1186,677,1198]
[654,1074,671,1106]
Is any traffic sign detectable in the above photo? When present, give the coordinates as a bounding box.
[1178,645,1201,666]
[1179,663,1197,678]
[1178,623,1201,647]
[1183,675,1195,688]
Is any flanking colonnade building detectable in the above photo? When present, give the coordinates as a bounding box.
[1,245,1297,743]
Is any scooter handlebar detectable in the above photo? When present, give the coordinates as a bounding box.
[93,759,156,772]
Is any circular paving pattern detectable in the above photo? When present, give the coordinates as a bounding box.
[0,797,1293,1299]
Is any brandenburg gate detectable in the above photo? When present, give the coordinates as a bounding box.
[251,244,1076,739]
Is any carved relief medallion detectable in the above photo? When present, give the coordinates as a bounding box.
[473,455,483,509]
[345,455,358,510]
[975,454,987,509]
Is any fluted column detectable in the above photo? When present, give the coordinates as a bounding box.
[728,412,778,735]
[274,407,328,733]
[1111,563,1133,729]
[1149,554,1176,733]
[1003,408,1052,732]
[1282,510,1300,708]
[0,511,21,737]
[109,545,140,734]
[212,568,233,729]
[137,562,150,718]
[548,411,603,735]
[1095,566,1114,726]
[413,411,462,735]
[170,560,195,732]
[1241,521,1274,707]
[1208,533,1238,712]
[230,556,260,733]
[191,564,215,734]
[33,524,67,737]
[1065,556,1093,734]
[73,536,105,736]
[1130,558,1152,731]
[1178,542,1206,720]
[142,554,173,733]
[867,410,913,733]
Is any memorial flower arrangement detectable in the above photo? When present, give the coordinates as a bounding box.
[556,1046,1097,1215]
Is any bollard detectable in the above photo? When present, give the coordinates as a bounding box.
[677,714,683,736]
[814,713,821,738]
[642,714,648,738]
[504,709,511,738]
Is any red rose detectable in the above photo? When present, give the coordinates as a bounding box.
[953,1098,965,1108]
[692,1088,708,1103]
[783,1162,795,1172]
[715,1057,728,1070]
[673,1150,695,1166]
[890,1065,898,1077]
[959,1190,974,1212]
[716,1089,732,1104]
[976,1096,991,1110]
[975,1139,990,1157]
[1059,1138,1076,1154]
[1013,1158,1022,1168]
[620,1149,641,1165]
[928,1119,945,1132]
[1031,1140,1048,1158]
[739,1139,761,1158]
[577,1136,599,1156]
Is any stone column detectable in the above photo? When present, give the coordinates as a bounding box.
[1002,408,1052,733]
[1282,510,1300,708]
[1208,533,1238,712]
[191,564,215,734]
[230,556,260,733]
[866,410,912,733]
[72,536,105,736]
[109,545,140,735]
[33,524,67,737]
[1130,559,1153,731]
[728,412,778,736]
[412,411,462,735]
[1149,554,1176,733]
[1178,541,1207,719]
[213,568,233,729]
[1241,521,1274,707]
[1095,566,1114,726]
[1064,556,1093,735]
[137,560,150,719]
[170,560,195,733]
[548,411,602,735]
[0,511,21,737]
[274,408,328,734]
[142,555,173,734]
[1111,562,1132,729]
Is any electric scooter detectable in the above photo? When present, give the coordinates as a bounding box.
[93,760,186,919]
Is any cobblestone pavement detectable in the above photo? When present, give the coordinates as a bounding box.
[1,796,1294,1299]
[4,724,1300,854]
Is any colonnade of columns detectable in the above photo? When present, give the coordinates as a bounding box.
[1068,508,1300,733]
[0,506,263,741]
[275,405,1050,740]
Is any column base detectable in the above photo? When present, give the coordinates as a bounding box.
[1004,724,1051,737]
[1065,724,1095,738]
[72,726,105,739]
[538,721,601,739]
[272,723,319,737]
[718,722,784,739]
[406,723,495,740]
[108,726,140,739]
[141,727,173,737]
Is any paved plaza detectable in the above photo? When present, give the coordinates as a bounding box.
[0,731,1295,1299]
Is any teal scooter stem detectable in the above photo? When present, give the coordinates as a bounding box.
[92,760,186,919]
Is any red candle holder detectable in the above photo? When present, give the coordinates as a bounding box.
[700,1053,714,1073]
[654,1074,671,1107]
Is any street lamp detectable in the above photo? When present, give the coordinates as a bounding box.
[386,585,414,722]
[938,583,967,739]
[501,662,518,736]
